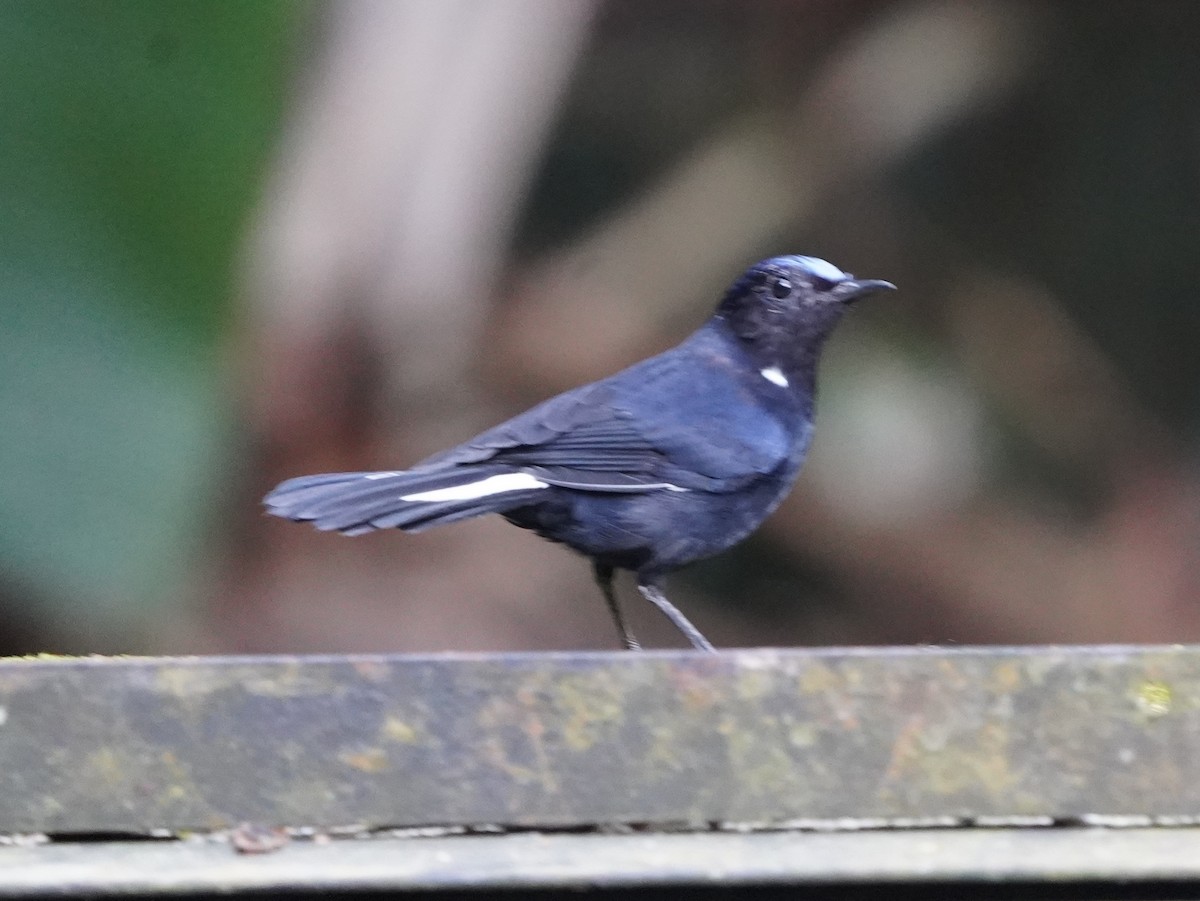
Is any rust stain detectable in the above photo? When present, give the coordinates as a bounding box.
[474,685,560,792]
[352,659,391,683]
[339,748,389,773]
[668,666,719,712]
[521,712,559,794]
[882,715,1016,799]
[480,735,541,784]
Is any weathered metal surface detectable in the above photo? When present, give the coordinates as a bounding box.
[2,828,1200,896]
[0,646,1196,834]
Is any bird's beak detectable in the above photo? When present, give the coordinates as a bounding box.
[835,278,896,304]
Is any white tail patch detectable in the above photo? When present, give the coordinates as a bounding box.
[760,366,788,388]
[400,472,548,503]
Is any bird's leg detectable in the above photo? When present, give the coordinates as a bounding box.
[593,562,641,651]
[636,580,715,652]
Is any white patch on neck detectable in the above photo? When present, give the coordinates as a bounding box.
[760,365,788,388]
[401,472,548,503]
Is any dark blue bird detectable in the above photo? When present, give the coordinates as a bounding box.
[264,255,894,651]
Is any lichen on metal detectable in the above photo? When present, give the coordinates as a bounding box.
[0,646,1196,836]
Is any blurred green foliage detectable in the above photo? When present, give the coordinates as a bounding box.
[0,1,301,643]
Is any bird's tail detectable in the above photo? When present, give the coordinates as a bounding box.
[263,465,549,536]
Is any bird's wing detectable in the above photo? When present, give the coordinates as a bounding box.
[418,346,795,493]
[613,344,797,485]
[416,384,679,490]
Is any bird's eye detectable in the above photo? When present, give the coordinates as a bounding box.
[769,276,792,299]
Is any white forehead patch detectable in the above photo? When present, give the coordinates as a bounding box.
[792,255,848,282]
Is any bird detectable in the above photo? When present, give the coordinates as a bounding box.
[264,255,894,652]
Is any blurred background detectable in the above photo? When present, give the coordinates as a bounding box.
[2,0,1198,654]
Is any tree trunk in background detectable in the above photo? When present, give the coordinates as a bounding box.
[210,0,599,652]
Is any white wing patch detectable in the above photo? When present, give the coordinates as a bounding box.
[760,366,788,388]
[401,472,548,503]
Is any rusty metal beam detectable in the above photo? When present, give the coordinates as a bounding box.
[0,646,1195,835]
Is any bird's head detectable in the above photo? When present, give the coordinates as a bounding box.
[717,254,895,373]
